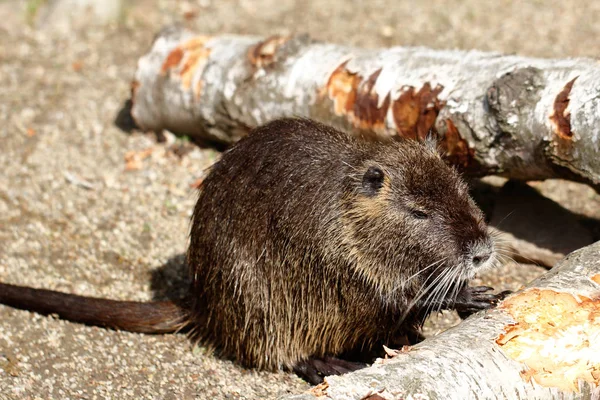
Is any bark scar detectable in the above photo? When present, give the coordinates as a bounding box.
[322,63,389,131]
[322,62,445,137]
[323,60,360,116]
[160,36,212,99]
[497,288,600,392]
[392,83,445,140]
[353,68,390,130]
[161,48,184,74]
[550,77,578,140]
[310,381,329,397]
[440,119,474,169]
[247,35,290,69]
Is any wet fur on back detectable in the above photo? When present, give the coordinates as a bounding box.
[187,118,493,371]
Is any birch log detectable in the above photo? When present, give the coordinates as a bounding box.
[131,26,600,187]
[284,242,600,400]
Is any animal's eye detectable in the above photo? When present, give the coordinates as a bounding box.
[411,209,428,219]
[362,166,384,195]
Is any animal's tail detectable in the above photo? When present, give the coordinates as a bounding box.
[0,282,189,334]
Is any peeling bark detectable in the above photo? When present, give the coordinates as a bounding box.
[284,242,600,400]
[132,26,600,187]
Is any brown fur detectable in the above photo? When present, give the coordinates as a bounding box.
[0,118,496,380]
[186,118,493,371]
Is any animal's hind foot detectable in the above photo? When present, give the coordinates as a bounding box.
[293,356,366,385]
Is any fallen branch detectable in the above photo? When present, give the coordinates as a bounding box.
[282,241,600,400]
[131,26,600,187]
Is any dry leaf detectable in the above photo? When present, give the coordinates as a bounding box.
[72,60,84,72]
[125,147,154,171]
[382,345,402,357]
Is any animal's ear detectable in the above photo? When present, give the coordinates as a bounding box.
[424,129,440,154]
[362,166,385,195]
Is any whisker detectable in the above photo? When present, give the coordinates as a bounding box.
[490,234,540,266]
[421,273,447,318]
[388,257,448,297]
[497,252,524,267]
[491,210,516,230]
[449,274,463,307]
[403,258,447,287]
[402,265,452,323]
[496,249,540,266]
[423,271,451,319]
[431,267,461,317]
[437,268,461,315]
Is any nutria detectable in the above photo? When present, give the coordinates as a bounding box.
[0,118,502,384]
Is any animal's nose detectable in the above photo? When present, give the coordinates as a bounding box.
[472,251,492,268]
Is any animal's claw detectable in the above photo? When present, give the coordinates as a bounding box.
[454,285,512,319]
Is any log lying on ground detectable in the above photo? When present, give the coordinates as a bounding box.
[284,242,600,400]
[131,26,600,187]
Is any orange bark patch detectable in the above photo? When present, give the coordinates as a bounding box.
[324,60,361,116]
[310,382,329,397]
[392,83,445,140]
[550,77,578,140]
[322,62,445,137]
[160,36,212,96]
[353,69,391,130]
[439,119,474,168]
[247,35,290,69]
[161,48,184,74]
[321,63,391,131]
[592,274,600,285]
[497,288,600,392]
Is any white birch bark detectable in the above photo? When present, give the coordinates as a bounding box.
[284,241,600,400]
[132,26,600,187]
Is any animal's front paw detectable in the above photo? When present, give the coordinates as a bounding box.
[293,356,366,385]
[454,286,511,319]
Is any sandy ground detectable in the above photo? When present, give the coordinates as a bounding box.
[1,0,600,399]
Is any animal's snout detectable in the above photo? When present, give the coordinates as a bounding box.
[467,238,495,271]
